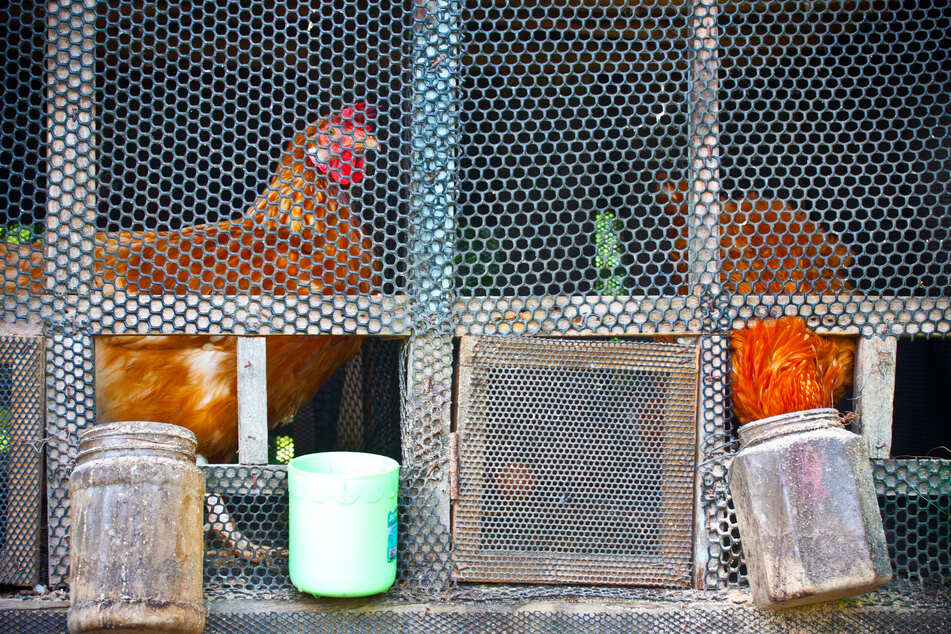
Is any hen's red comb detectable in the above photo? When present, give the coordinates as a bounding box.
[308,103,378,187]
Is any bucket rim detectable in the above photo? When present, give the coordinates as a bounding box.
[288,451,400,480]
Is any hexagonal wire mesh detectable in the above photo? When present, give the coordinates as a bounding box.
[0,1,47,318]
[0,337,44,586]
[0,0,945,604]
[26,0,412,333]
[716,0,951,334]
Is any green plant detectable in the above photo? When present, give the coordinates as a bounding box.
[593,211,627,293]
[0,222,45,245]
[455,226,503,294]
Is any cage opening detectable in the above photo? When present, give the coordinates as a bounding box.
[453,336,697,587]
[892,339,951,460]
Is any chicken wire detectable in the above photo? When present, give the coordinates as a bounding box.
[0,0,945,609]
[453,336,697,587]
[717,0,951,335]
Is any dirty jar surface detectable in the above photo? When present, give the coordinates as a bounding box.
[728,408,892,608]
[68,421,205,634]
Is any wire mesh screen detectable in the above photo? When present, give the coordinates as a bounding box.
[875,458,951,587]
[49,0,409,333]
[718,0,951,334]
[0,337,43,586]
[204,465,292,597]
[453,337,697,587]
[455,0,698,335]
[0,0,945,607]
[44,331,96,588]
[0,2,46,318]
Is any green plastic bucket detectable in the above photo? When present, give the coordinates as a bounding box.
[287,451,399,597]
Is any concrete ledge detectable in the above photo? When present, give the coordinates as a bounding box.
[3,589,949,633]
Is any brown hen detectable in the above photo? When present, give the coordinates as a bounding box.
[87,103,381,462]
[657,178,853,295]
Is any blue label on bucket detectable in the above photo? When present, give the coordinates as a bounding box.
[387,510,398,562]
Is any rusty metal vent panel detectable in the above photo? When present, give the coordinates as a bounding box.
[0,337,43,586]
[453,336,697,587]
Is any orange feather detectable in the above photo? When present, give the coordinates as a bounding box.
[730,317,855,425]
[85,105,382,462]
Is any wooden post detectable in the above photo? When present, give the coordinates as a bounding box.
[46,0,97,301]
[237,337,268,465]
[689,0,723,590]
[854,336,897,459]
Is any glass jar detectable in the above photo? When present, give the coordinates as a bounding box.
[68,421,205,633]
[729,408,892,608]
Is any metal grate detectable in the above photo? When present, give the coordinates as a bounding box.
[204,465,293,598]
[0,337,44,586]
[875,458,951,587]
[453,336,697,587]
[0,2,47,318]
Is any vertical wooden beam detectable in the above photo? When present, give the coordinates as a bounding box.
[688,0,723,590]
[854,335,897,459]
[46,0,97,302]
[236,337,268,465]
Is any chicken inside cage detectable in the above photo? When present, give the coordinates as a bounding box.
[93,335,403,466]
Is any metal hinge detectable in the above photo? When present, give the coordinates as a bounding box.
[449,431,459,501]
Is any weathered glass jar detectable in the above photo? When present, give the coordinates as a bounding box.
[728,408,892,608]
[68,422,205,634]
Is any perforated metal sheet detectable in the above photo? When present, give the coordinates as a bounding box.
[453,337,697,586]
[0,1,47,318]
[454,0,696,337]
[0,337,44,586]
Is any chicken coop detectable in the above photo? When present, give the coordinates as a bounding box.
[1,0,950,631]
